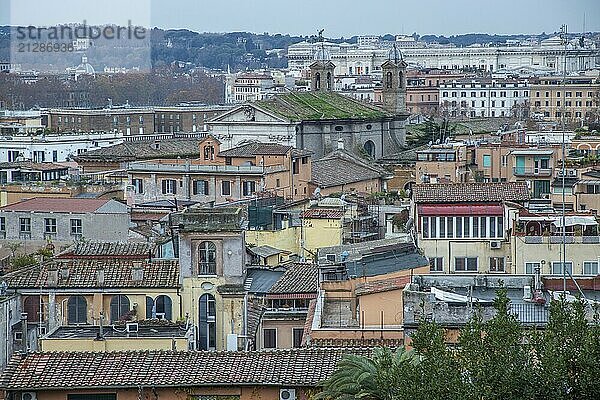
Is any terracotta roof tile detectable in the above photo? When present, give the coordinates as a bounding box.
[413,182,530,203]
[0,348,373,390]
[0,197,113,213]
[301,209,345,219]
[355,276,411,296]
[218,142,293,157]
[269,263,318,295]
[3,259,179,289]
[312,150,388,188]
[56,242,154,260]
[74,139,201,163]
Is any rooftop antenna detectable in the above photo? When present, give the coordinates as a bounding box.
[560,24,568,293]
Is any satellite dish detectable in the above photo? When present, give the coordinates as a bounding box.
[313,187,321,198]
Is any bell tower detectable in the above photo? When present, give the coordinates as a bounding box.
[381,44,407,114]
[310,29,335,92]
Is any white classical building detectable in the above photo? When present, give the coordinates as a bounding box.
[439,78,530,118]
[288,39,599,75]
[0,132,124,163]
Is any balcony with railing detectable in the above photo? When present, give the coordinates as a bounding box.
[512,166,553,177]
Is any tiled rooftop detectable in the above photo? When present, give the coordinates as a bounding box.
[269,263,318,295]
[257,92,393,122]
[355,276,411,296]
[301,209,345,219]
[218,142,293,157]
[3,259,179,289]
[312,150,388,188]
[0,197,113,213]
[0,161,69,171]
[56,242,154,259]
[413,182,530,203]
[74,139,201,162]
[0,348,372,390]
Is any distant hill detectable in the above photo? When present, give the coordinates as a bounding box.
[0,26,596,71]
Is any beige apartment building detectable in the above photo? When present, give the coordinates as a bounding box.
[474,144,561,199]
[415,144,474,184]
[529,75,600,123]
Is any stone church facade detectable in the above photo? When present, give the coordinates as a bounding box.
[209,48,409,160]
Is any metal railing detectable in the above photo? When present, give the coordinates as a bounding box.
[512,167,552,176]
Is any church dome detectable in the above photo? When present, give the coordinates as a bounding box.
[387,44,403,63]
[75,55,95,75]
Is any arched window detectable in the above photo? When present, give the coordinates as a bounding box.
[315,72,321,90]
[110,295,130,323]
[155,295,173,320]
[326,72,332,90]
[145,296,154,319]
[364,140,376,158]
[67,296,87,324]
[386,71,393,88]
[23,296,43,323]
[198,294,216,350]
[198,241,217,275]
[399,71,404,88]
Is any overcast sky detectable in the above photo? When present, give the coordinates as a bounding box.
[1,0,599,37]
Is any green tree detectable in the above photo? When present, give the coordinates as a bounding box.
[533,297,600,400]
[458,287,537,400]
[410,317,465,400]
[318,347,419,400]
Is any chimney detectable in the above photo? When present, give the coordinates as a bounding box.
[96,269,105,287]
[59,267,70,280]
[47,270,58,287]
[131,262,144,282]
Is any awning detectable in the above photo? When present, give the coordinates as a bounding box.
[552,215,598,228]
[431,287,493,304]
[579,179,600,185]
[418,204,503,216]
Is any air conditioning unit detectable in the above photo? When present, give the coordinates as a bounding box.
[126,322,139,333]
[489,241,502,249]
[280,389,296,400]
[155,313,166,320]
[21,392,37,400]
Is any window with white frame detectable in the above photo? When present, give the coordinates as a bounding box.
[44,218,57,234]
[19,217,31,233]
[583,261,598,276]
[161,179,177,195]
[421,216,503,239]
[70,219,83,235]
[455,257,478,272]
[525,262,541,274]
[490,257,505,272]
[551,261,573,275]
